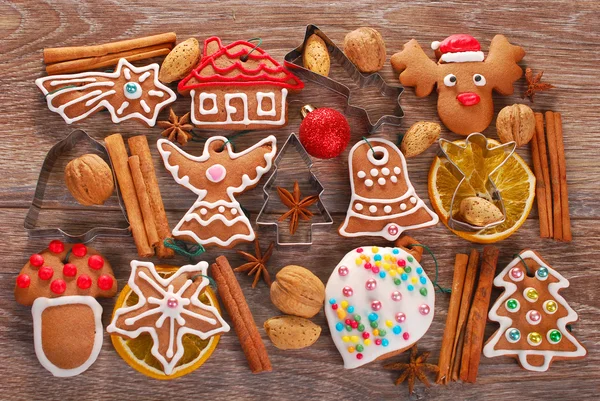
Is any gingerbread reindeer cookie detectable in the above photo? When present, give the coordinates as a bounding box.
[158,136,276,248]
[391,34,525,135]
[339,138,438,240]
[35,58,177,126]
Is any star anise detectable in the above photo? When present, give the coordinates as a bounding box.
[384,344,440,395]
[158,108,194,146]
[234,239,274,288]
[277,181,319,235]
[523,68,554,103]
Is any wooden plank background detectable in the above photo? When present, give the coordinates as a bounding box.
[1,1,599,399]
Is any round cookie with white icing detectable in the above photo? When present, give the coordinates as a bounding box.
[324,246,435,369]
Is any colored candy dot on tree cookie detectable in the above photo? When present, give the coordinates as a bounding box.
[547,329,562,344]
[536,266,549,280]
[544,300,558,314]
[63,263,78,277]
[527,332,542,346]
[524,288,539,302]
[16,274,31,288]
[29,254,44,267]
[88,255,104,270]
[72,244,88,257]
[98,275,114,291]
[50,279,67,294]
[506,298,520,312]
[77,274,92,289]
[506,328,521,343]
[48,240,64,254]
[38,266,54,280]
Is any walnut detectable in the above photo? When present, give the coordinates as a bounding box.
[64,154,114,206]
[496,104,536,147]
[270,265,325,318]
[343,27,386,73]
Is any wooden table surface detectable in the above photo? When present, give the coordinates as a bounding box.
[1,1,599,400]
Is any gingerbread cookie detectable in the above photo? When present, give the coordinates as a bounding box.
[15,240,117,377]
[35,58,177,126]
[178,37,304,130]
[391,34,525,135]
[107,261,230,378]
[324,246,435,369]
[483,250,587,372]
[158,136,276,248]
[339,138,438,240]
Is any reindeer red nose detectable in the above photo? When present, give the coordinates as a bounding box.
[456,92,480,106]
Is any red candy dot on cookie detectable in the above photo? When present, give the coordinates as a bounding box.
[29,254,44,267]
[16,274,31,288]
[97,275,113,290]
[50,279,66,294]
[49,240,65,254]
[38,266,54,280]
[63,263,78,277]
[72,244,87,257]
[77,274,92,289]
[88,255,104,270]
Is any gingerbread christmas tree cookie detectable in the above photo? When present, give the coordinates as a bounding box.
[483,250,587,371]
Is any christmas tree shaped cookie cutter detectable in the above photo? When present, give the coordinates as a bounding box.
[24,129,130,242]
[256,133,333,245]
[284,24,404,134]
[439,133,516,232]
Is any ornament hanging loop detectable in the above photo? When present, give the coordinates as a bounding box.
[240,37,262,62]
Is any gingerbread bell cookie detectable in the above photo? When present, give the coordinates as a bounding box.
[108,260,229,379]
[483,250,587,371]
[178,37,304,130]
[15,240,117,377]
[391,34,525,135]
[158,136,276,248]
[339,138,438,240]
[35,58,177,126]
[325,246,435,368]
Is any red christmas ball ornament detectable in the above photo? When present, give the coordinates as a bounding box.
[72,243,87,257]
[299,105,350,159]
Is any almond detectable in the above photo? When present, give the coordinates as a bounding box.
[343,27,386,73]
[496,104,536,147]
[264,316,321,350]
[159,38,201,83]
[270,265,325,318]
[459,196,504,227]
[303,34,330,76]
[64,154,114,206]
[401,121,441,158]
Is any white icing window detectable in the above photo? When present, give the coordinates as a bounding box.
[256,92,276,116]
[199,92,218,115]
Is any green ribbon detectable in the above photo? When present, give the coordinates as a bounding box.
[408,243,451,294]
[164,238,206,261]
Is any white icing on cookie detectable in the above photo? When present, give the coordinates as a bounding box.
[256,92,276,116]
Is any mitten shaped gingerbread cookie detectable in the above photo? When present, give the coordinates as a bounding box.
[391,34,525,135]
[15,240,117,377]
[158,136,276,248]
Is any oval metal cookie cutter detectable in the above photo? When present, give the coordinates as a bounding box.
[284,24,404,134]
[438,133,516,232]
[24,129,131,243]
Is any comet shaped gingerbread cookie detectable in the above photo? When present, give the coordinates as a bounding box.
[391,34,525,135]
[35,58,177,126]
[339,138,438,240]
[158,136,276,248]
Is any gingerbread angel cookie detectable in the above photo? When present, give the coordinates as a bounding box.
[35,58,177,126]
[158,136,276,248]
[483,250,587,372]
[339,138,438,241]
[15,240,117,377]
[178,37,304,130]
[391,34,525,135]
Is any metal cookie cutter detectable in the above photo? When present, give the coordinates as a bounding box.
[256,133,333,245]
[24,129,131,243]
[438,133,516,232]
[284,24,404,134]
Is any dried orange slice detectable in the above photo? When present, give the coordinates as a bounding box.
[428,138,535,243]
[110,266,221,380]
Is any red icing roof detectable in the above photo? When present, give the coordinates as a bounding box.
[179,37,304,92]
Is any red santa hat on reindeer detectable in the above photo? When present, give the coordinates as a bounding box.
[431,34,485,63]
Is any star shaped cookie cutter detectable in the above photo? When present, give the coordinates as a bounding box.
[256,133,333,245]
[284,24,404,134]
[438,133,516,232]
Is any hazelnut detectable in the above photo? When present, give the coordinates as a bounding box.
[64,154,114,206]
[343,27,386,73]
[496,104,536,147]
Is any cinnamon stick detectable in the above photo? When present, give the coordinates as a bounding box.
[211,256,272,374]
[128,135,174,258]
[531,116,551,238]
[43,32,176,64]
[545,111,563,240]
[45,44,172,75]
[535,112,553,238]
[105,134,152,257]
[448,249,479,381]
[128,155,160,248]
[437,253,469,384]
[461,246,499,383]
[394,235,423,262]
[554,113,572,241]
